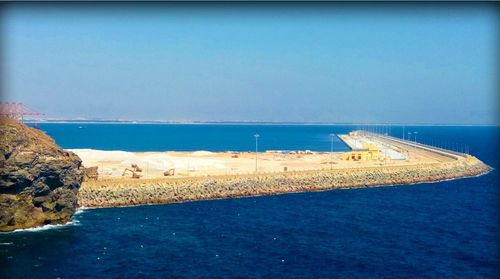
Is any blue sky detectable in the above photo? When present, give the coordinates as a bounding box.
[2,3,498,124]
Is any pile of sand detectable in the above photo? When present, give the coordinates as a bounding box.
[70,149,225,172]
[190,151,214,156]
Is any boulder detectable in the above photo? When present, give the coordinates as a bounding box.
[0,117,83,231]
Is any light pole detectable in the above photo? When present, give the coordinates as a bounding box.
[414,131,418,143]
[330,133,335,170]
[254,134,259,173]
[408,132,413,155]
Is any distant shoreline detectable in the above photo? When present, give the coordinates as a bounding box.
[23,120,499,127]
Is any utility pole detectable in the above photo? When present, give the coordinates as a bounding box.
[408,132,413,154]
[254,134,259,173]
[330,133,335,170]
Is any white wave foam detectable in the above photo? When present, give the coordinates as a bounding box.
[7,219,80,233]
[74,207,91,215]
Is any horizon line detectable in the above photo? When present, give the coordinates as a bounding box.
[21,118,500,127]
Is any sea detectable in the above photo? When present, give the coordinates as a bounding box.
[1,123,498,278]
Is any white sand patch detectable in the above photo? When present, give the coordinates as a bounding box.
[191,151,214,156]
[68,149,136,162]
[69,149,226,172]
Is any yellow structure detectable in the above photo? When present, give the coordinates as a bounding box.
[342,143,381,161]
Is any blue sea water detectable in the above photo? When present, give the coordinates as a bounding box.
[1,124,498,278]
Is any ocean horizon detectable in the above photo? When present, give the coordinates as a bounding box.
[25,119,499,126]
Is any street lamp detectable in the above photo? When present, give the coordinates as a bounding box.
[254,134,260,173]
[330,133,335,170]
[407,132,413,154]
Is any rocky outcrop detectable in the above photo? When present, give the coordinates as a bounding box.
[78,157,491,208]
[0,118,84,231]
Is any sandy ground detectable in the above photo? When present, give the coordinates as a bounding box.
[70,134,454,180]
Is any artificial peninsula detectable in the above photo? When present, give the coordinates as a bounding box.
[75,129,490,208]
[0,118,491,231]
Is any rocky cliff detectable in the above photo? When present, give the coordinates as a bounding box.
[0,118,83,231]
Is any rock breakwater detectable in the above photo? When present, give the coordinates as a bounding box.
[78,157,490,208]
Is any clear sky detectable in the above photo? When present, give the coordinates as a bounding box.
[1,3,498,124]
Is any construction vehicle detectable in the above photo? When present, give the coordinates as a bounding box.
[163,168,175,176]
[122,168,142,179]
[131,164,142,172]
